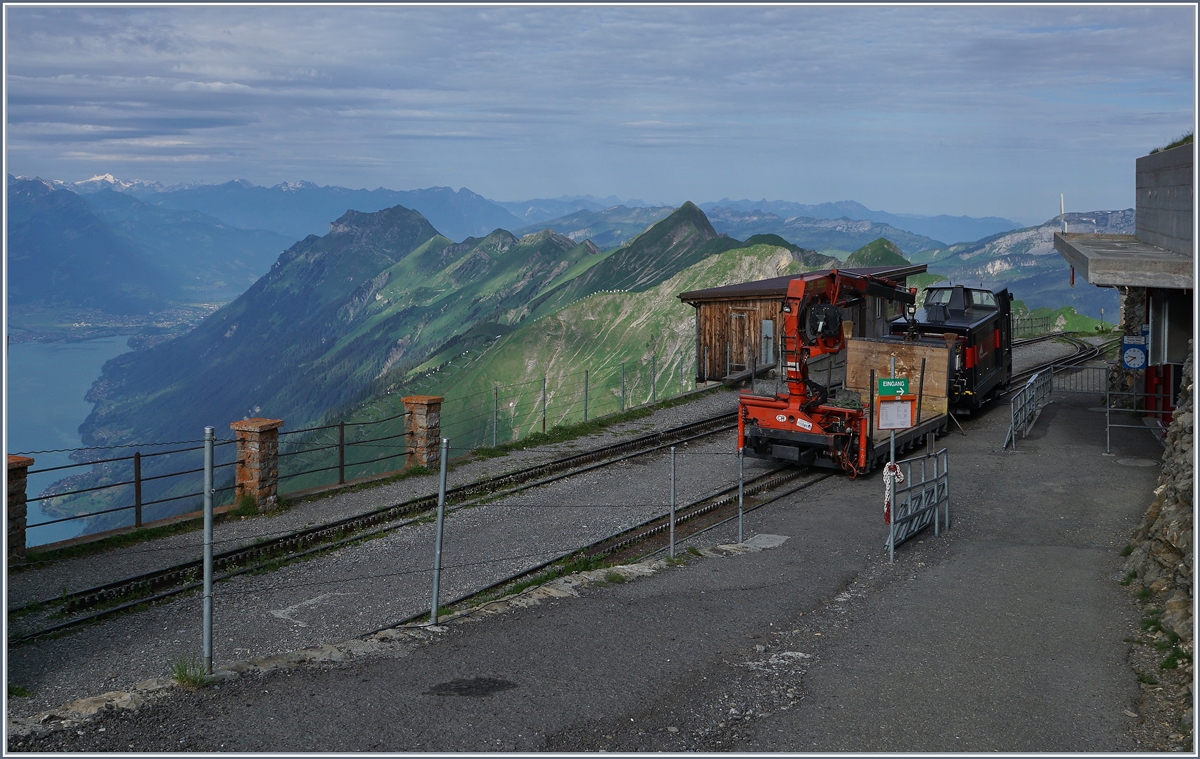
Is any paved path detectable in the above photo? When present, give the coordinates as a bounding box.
[10,386,1170,752]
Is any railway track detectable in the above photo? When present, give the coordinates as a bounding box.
[9,411,740,643]
[1006,333,1119,391]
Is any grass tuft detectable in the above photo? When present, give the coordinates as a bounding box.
[1120,544,1134,557]
[170,657,211,688]
[604,571,627,584]
[7,684,31,698]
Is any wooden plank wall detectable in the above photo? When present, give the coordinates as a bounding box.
[694,298,783,380]
[844,337,951,440]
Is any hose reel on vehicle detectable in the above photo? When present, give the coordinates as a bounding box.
[806,303,843,343]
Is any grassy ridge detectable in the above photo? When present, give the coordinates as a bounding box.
[331,242,817,454]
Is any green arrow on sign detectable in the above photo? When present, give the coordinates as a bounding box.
[877,377,909,396]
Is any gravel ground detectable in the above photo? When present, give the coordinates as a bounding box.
[8,386,741,608]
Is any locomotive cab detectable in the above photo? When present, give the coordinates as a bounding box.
[890,284,1013,410]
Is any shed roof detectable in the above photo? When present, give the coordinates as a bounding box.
[678,263,928,303]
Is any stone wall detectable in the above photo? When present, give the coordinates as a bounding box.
[1123,340,1193,642]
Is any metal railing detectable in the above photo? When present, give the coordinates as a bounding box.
[25,441,240,531]
[1104,390,1174,454]
[19,411,414,545]
[1005,370,1053,449]
[887,447,950,562]
[1051,365,1109,395]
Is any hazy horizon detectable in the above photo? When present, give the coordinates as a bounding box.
[5,5,1194,226]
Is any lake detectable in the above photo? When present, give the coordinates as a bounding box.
[7,336,134,546]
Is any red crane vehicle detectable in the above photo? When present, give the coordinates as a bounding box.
[737,269,950,476]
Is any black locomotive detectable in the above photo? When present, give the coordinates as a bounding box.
[889,284,1014,410]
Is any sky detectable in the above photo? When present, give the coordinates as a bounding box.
[4,4,1195,225]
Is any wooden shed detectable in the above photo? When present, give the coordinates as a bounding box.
[678,264,927,383]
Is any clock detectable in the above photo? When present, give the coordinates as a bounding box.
[1122,345,1147,370]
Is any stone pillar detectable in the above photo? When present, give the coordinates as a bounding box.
[229,418,283,512]
[8,455,33,566]
[402,396,443,470]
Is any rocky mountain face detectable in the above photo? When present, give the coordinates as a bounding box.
[915,210,1133,316]
[703,207,945,256]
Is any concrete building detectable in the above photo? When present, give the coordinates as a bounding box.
[1054,141,1194,422]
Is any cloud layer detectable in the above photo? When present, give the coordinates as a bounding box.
[6,6,1194,221]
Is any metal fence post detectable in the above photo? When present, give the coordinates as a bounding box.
[679,351,684,396]
[738,447,744,543]
[133,451,143,528]
[652,352,657,404]
[669,445,676,558]
[620,362,625,412]
[338,420,346,485]
[1105,381,1111,454]
[542,376,547,434]
[430,438,449,625]
[584,370,589,422]
[203,426,214,675]
[492,386,498,448]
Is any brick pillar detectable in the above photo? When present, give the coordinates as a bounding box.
[8,455,33,565]
[229,418,283,512]
[402,396,443,470]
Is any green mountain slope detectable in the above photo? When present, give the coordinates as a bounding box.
[526,202,743,320]
[339,241,827,453]
[80,205,444,446]
[844,238,909,267]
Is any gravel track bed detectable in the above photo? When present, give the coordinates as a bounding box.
[8,387,741,608]
[7,392,763,719]
[1012,337,1087,375]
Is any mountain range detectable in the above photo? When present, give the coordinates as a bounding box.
[699,199,1022,246]
[7,175,297,313]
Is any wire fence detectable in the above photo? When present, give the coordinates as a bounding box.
[1013,315,1055,337]
[17,411,414,547]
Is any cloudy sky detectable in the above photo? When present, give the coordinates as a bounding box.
[5,4,1195,224]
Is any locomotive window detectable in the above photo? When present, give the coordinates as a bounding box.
[924,289,952,305]
[970,290,997,309]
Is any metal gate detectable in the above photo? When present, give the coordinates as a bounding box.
[886,448,950,562]
[1004,370,1053,449]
